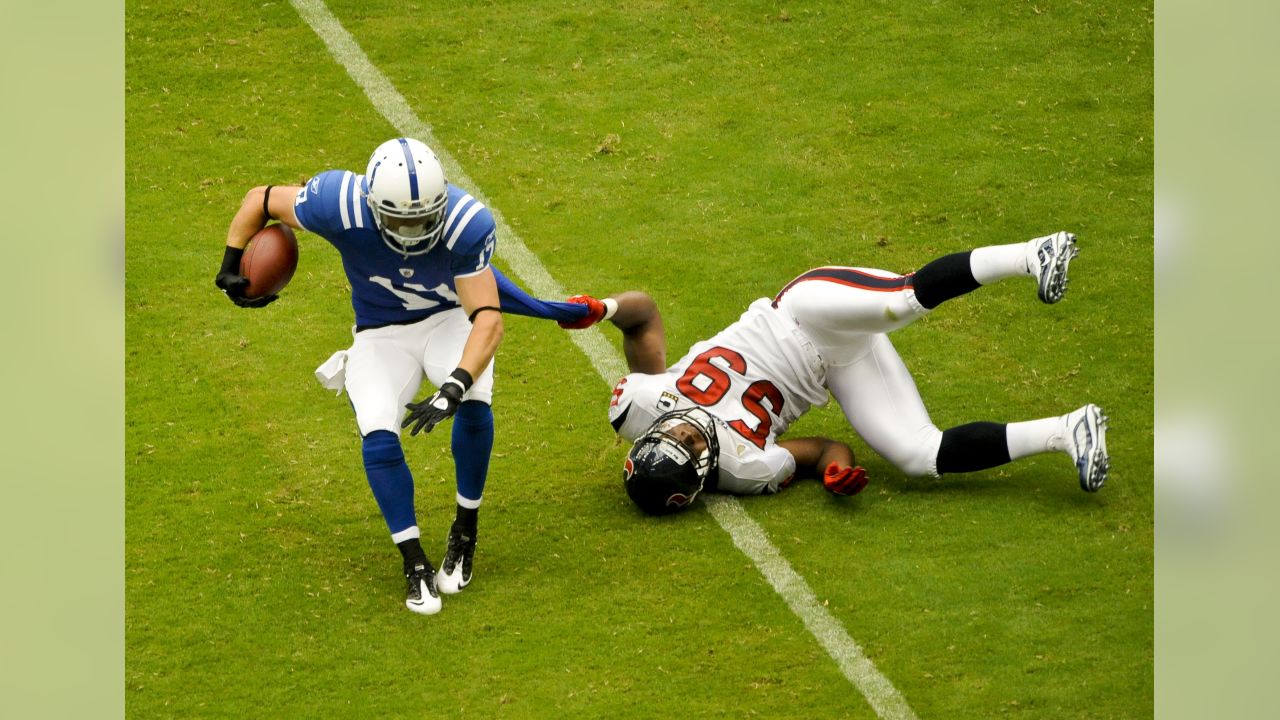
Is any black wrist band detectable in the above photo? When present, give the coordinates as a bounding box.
[262,185,274,220]
[468,305,501,323]
[220,245,245,275]
[448,367,475,392]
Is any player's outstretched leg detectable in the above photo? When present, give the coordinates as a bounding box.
[941,403,1110,491]
[917,231,1079,309]
[437,400,490,594]
[361,430,443,614]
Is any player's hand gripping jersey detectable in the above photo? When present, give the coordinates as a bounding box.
[609,299,830,494]
[293,171,496,328]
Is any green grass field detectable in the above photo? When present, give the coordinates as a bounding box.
[126,1,1152,717]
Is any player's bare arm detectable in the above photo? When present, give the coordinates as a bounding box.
[777,437,868,496]
[557,290,665,372]
[216,184,304,309]
[607,291,667,374]
[454,267,505,380]
[778,437,855,478]
[225,185,303,249]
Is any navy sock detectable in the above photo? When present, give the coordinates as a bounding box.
[913,251,981,310]
[451,401,494,503]
[936,422,1011,474]
[361,430,418,536]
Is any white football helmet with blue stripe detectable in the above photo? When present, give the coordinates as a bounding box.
[364,138,448,256]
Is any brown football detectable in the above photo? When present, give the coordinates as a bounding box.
[240,224,299,298]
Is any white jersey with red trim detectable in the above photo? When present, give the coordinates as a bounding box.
[608,298,829,495]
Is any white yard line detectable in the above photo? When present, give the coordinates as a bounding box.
[289,2,918,717]
[702,495,918,719]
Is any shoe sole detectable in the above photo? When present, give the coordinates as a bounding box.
[1038,232,1078,304]
[1076,405,1110,492]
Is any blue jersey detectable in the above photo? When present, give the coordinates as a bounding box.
[293,170,497,327]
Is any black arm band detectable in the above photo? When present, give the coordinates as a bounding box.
[468,305,501,323]
[262,185,274,220]
[219,245,245,275]
[447,367,475,392]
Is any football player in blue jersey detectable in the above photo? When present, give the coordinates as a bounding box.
[217,138,518,615]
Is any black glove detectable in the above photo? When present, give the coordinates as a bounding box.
[403,368,474,436]
[215,245,278,308]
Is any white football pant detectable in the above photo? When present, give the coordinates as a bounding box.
[774,267,942,477]
[342,308,495,437]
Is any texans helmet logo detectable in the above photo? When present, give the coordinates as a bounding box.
[665,492,695,508]
[623,457,635,480]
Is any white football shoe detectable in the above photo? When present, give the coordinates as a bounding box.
[1027,231,1079,304]
[1061,404,1110,492]
[435,522,476,595]
[440,517,481,591]
[405,560,442,615]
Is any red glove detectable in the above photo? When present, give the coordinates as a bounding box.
[823,463,868,496]
[558,294,607,329]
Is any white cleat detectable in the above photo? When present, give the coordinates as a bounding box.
[1063,404,1110,492]
[1028,231,1079,304]
[435,565,469,595]
[435,522,475,595]
[405,561,442,615]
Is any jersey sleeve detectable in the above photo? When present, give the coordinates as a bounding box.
[292,170,356,237]
[443,192,498,278]
[492,266,594,323]
[715,440,796,495]
[608,374,680,442]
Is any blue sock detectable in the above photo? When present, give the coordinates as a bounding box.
[361,430,417,536]
[451,401,494,504]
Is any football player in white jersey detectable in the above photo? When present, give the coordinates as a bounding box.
[217,138,510,614]
[562,232,1109,515]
